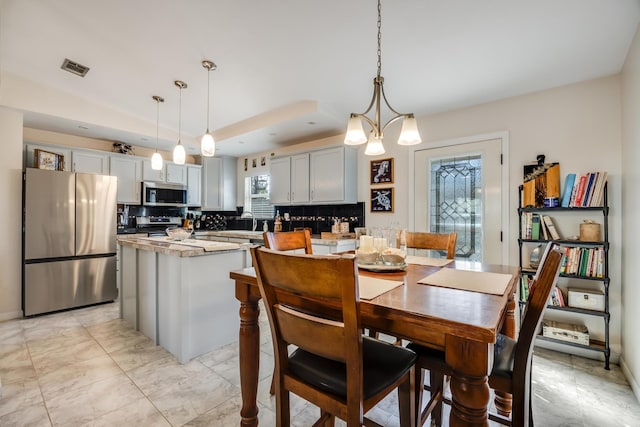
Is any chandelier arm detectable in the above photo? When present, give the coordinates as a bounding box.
[352,113,379,134]
[380,115,407,134]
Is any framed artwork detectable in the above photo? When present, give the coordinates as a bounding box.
[370,158,394,184]
[252,158,257,168]
[370,187,394,213]
[244,158,248,171]
[34,149,64,171]
[260,156,266,166]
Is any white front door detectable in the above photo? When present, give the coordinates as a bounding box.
[412,135,506,264]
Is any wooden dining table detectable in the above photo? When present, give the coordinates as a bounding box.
[230,258,520,427]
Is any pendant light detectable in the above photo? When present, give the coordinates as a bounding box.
[344,0,422,155]
[200,60,217,157]
[151,95,164,170]
[173,80,187,165]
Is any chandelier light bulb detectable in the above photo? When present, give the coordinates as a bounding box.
[173,142,186,165]
[151,152,163,170]
[201,132,215,157]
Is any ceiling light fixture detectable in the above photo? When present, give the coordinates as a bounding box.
[200,60,217,157]
[151,95,164,171]
[344,0,422,155]
[173,80,187,165]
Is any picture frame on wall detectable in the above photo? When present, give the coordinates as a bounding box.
[34,149,64,171]
[370,158,394,184]
[370,187,394,213]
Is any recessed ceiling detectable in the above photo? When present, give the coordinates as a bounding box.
[1,0,638,157]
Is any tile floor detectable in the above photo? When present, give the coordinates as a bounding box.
[0,301,639,426]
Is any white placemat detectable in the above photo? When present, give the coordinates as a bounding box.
[405,256,454,267]
[357,275,403,300]
[418,269,512,295]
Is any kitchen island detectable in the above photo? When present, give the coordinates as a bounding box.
[194,230,357,254]
[117,236,249,363]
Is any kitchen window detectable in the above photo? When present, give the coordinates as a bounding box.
[244,175,274,219]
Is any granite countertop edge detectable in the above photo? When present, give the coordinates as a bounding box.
[117,235,251,257]
[193,230,357,245]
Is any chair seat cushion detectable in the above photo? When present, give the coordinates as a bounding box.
[491,333,516,381]
[288,336,416,400]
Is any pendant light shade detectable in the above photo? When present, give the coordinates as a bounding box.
[344,0,421,155]
[151,95,164,171]
[173,80,187,165]
[200,60,217,157]
[344,115,367,145]
[364,133,385,156]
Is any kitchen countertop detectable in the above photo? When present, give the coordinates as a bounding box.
[117,235,250,257]
[194,230,357,246]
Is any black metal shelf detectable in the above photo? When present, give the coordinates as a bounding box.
[518,183,610,370]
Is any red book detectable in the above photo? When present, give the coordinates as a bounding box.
[573,174,588,207]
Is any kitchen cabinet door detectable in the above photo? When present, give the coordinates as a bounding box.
[186,165,202,206]
[202,157,236,211]
[309,147,357,203]
[110,156,142,204]
[72,150,109,174]
[270,154,309,205]
[142,159,164,182]
[166,162,187,185]
[269,156,292,204]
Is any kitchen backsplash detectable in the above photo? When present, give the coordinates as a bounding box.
[118,202,365,235]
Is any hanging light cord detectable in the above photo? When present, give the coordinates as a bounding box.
[178,85,182,143]
[376,0,382,80]
[205,66,211,133]
[155,98,160,151]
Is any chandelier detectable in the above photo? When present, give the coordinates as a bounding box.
[344,0,422,155]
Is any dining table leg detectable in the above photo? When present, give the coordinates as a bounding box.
[446,335,491,427]
[494,294,516,417]
[236,282,261,427]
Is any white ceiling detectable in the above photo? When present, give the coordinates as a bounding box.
[1,0,639,157]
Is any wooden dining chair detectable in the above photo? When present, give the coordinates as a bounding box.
[251,246,417,426]
[408,245,564,427]
[263,229,313,254]
[400,231,457,259]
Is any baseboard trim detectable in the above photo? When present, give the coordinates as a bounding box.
[0,310,23,322]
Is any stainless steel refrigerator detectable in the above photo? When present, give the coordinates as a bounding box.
[22,168,118,316]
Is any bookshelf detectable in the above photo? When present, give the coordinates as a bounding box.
[517,183,610,369]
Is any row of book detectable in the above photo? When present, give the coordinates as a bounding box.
[521,213,561,240]
[520,275,565,307]
[561,246,605,278]
[560,171,608,207]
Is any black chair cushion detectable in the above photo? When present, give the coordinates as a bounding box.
[491,333,516,380]
[288,336,417,400]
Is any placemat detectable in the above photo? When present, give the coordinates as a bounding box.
[418,269,512,295]
[357,275,403,300]
[405,256,454,267]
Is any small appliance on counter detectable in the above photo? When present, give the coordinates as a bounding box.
[136,216,183,236]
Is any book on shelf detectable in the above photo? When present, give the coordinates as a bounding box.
[531,214,541,240]
[573,174,588,207]
[582,172,596,207]
[540,215,550,240]
[549,287,565,307]
[560,173,576,207]
[542,215,561,240]
[590,171,608,207]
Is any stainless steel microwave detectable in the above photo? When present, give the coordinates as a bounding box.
[142,182,187,207]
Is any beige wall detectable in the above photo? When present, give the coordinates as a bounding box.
[0,108,25,320]
[621,25,640,398]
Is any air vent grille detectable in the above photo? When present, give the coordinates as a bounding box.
[61,58,90,77]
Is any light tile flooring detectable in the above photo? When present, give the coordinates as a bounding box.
[1,301,639,426]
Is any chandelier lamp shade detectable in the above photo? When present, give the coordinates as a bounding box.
[344,0,422,155]
[151,95,164,171]
[200,60,217,157]
[173,80,187,165]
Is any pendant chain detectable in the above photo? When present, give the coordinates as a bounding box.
[376,0,382,78]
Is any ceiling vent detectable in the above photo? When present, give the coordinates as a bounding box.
[61,58,90,77]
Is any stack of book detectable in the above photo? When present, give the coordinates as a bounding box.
[560,246,605,278]
[521,213,561,240]
[560,171,608,207]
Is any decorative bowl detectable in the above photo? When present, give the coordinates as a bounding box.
[355,250,379,264]
[166,227,192,241]
[381,248,406,265]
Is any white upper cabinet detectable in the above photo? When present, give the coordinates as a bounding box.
[71,150,109,174]
[186,165,202,207]
[202,157,236,211]
[25,144,72,171]
[142,160,186,185]
[166,162,187,185]
[109,156,142,204]
[142,159,164,182]
[270,154,310,205]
